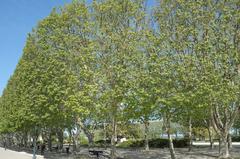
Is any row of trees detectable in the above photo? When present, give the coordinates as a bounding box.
[0,0,239,159]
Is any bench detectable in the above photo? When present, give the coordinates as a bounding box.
[89,150,104,158]
[51,146,58,152]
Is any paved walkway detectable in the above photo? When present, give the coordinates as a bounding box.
[1,145,239,159]
[193,141,240,146]
[0,147,44,159]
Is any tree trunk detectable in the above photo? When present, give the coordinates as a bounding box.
[144,119,150,151]
[7,134,11,147]
[85,131,94,148]
[166,117,176,159]
[222,136,230,158]
[104,122,107,149]
[72,127,81,153]
[78,121,95,148]
[48,132,52,152]
[110,116,117,159]
[219,137,222,156]
[211,105,240,158]
[228,134,232,150]
[207,125,214,149]
[57,129,64,151]
[234,128,238,136]
[218,134,230,158]
[23,132,28,148]
[188,116,192,152]
[175,132,178,139]
[32,135,37,159]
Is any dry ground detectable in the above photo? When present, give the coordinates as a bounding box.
[42,147,240,159]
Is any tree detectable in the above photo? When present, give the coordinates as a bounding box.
[155,1,240,158]
[92,1,148,158]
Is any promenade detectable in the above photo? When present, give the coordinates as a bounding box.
[0,147,44,159]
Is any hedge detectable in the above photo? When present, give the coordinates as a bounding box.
[232,136,240,142]
[117,138,188,148]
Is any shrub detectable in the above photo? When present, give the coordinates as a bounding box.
[117,138,188,148]
[173,138,189,148]
[117,140,135,148]
[94,139,111,147]
[232,136,240,142]
[149,138,169,148]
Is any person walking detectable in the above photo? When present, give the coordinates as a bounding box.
[3,140,6,150]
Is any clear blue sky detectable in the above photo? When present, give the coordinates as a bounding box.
[0,0,73,95]
[0,0,155,95]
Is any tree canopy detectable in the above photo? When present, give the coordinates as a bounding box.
[0,0,239,159]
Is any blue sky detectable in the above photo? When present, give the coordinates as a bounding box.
[0,0,155,95]
[0,0,73,95]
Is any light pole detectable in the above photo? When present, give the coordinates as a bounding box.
[32,126,37,159]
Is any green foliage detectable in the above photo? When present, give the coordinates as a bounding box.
[232,136,240,142]
[117,138,188,148]
[0,1,239,158]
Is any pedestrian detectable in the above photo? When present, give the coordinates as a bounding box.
[3,141,6,150]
